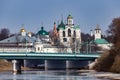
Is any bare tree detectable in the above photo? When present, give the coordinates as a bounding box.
[108,17,120,50]
[0,28,10,40]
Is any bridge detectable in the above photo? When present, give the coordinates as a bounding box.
[0,52,100,60]
[0,52,100,74]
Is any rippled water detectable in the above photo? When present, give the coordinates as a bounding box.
[0,70,109,80]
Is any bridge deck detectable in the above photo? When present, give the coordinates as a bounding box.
[0,52,100,60]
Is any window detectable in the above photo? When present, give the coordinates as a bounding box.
[38,47,40,51]
[96,30,98,33]
[68,29,71,37]
[74,30,76,37]
[63,38,67,42]
[73,38,75,42]
[68,20,72,24]
[96,30,99,33]
[63,31,65,37]
[98,30,99,33]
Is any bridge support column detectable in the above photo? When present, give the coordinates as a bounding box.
[45,60,48,70]
[66,60,69,69]
[12,60,21,74]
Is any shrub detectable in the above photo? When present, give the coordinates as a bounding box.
[93,50,115,72]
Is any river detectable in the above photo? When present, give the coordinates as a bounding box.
[0,70,112,80]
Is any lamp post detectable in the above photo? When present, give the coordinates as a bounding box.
[89,42,91,53]
[87,38,90,54]
[75,39,76,54]
[86,41,88,54]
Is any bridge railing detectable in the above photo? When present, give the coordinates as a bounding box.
[0,47,34,52]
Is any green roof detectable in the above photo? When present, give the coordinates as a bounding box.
[57,20,65,30]
[73,26,80,29]
[94,39,109,44]
[37,27,48,35]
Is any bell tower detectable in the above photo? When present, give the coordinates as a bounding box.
[67,14,73,26]
[94,24,101,40]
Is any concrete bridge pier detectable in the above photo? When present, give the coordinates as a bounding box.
[45,60,48,70]
[12,60,21,74]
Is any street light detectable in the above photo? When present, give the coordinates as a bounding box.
[87,38,90,54]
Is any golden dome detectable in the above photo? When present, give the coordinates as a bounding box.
[20,28,26,32]
[28,32,31,34]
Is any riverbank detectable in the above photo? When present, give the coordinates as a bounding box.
[1,59,120,80]
[79,70,120,80]
[0,59,32,71]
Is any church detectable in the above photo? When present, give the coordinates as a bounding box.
[53,14,81,46]
[92,24,111,51]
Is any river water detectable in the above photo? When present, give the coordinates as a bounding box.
[0,70,110,80]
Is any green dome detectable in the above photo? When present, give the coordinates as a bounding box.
[37,27,48,35]
[67,14,73,19]
[57,20,65,30]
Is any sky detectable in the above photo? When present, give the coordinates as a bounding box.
[0,0,120,34]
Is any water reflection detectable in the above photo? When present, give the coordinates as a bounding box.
[0,70,108,80]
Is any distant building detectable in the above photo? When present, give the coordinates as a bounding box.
[56,14,81,46]
[0,28,36,52]
[37,27,50,43]
[0,28,36,46]
[52,22,59,45]
[92,24,111,50]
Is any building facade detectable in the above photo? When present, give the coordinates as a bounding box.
[93,24,111,50]
[57,14,81,46]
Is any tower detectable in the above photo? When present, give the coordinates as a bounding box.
[53,22,58,37]
[94,24,101,40]
[90,30,93,37]
[53,22,59,44]
[67,14,74,26]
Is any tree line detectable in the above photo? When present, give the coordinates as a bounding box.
[0,28,10,40]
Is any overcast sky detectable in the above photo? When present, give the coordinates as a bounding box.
[0,0,120,34]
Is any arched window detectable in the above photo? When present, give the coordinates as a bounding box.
[68,29,71,37]
[68,20,72,25]
[63,38,67,42]
[74,30,76,37]
[98,30,99,33]
[63,31,65,37]
[96,30,98,33]
[38,47,40,51]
